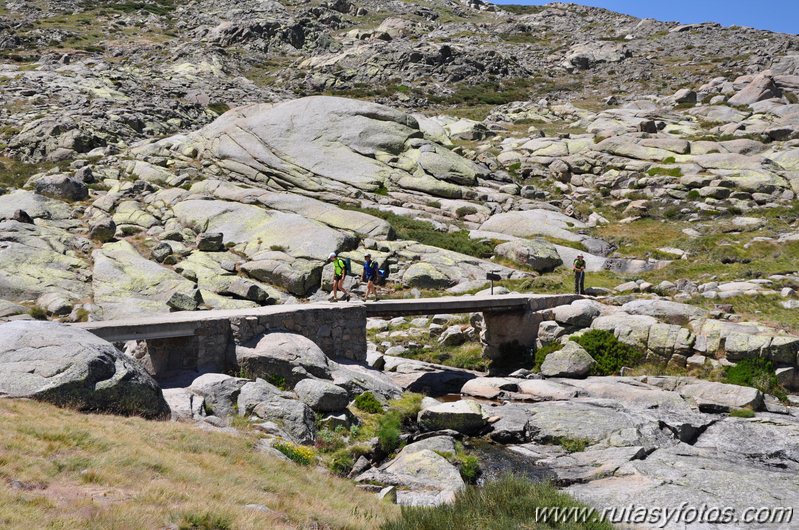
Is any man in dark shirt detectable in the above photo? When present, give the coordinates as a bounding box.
[362,254,379,301]
[573,254,586,295]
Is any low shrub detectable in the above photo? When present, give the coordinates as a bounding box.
[554,437,591,453]
[724,358,787,401]
[380,475,614,530]
[729,408,755,418]
[273,441,315,466]
[28,306,48,320]
[354,391,384,414]
[571,329,643,376]
[377,411,402,454]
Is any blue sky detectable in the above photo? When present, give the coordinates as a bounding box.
[492,1,799,34]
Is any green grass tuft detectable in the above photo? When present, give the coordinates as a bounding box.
[729,408,756,418]
[380,475,614,530]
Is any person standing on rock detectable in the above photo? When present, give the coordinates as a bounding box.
[362,254,379,301]
[573,254,586,295]
[327,252,351,302]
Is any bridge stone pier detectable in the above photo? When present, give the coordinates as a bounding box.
[76,294,582,378]
[366,294,582,372]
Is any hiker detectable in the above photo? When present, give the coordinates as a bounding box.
[327,252,351,302]
[362,254,379,301]
[573,254,586,295]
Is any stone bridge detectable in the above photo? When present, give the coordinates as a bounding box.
[76,294,582,378]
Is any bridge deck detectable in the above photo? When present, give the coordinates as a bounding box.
[364,294,581,317]
[76,294,581,342]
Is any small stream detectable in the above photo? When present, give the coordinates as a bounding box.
[434,394,555,485]
[469,440,555,485]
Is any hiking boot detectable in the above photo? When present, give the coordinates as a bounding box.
[343,294,351,302]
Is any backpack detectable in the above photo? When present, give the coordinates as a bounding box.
[363,260,379,280]
[377,262,390,285]
[344,257,352,276]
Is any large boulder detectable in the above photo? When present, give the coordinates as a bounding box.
[293,378,349,412]
[188,373,249,418]
[728,73,781,106]
[621,300,707,326]
[592,313,658,349]
[0,321,169,419]
[540,342,595,378]
[187,96,485,193]
[33,174,88,201]
[417,400,487,434]
[173,200,347,262]
[493,239,563,273]
[551,300,603,328]
[676,380,764,413]
[237,333,332,387]
[479,210,586,242]
[357,448,465,493]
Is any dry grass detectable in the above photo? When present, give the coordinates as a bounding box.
[0,399,397,529]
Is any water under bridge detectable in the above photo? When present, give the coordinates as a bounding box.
[75,294,582,377]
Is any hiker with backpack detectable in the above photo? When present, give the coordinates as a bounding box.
[362,254,379,301]
[327,252,351,302]
[573,254,586,295]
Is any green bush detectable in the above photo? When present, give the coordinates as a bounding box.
[662,156,677,164]
[273,441,315,466]
[729,408,755,418]
[377,411,402,454]
[724,358,786,401]
[28,306,48,320]
[646,166,683,177]
[554,437,591,453]
[533,343,562,372]
[571,330,643,376]
[686,190,701,200]
[354,391,383,414]
[381,475,613,530]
